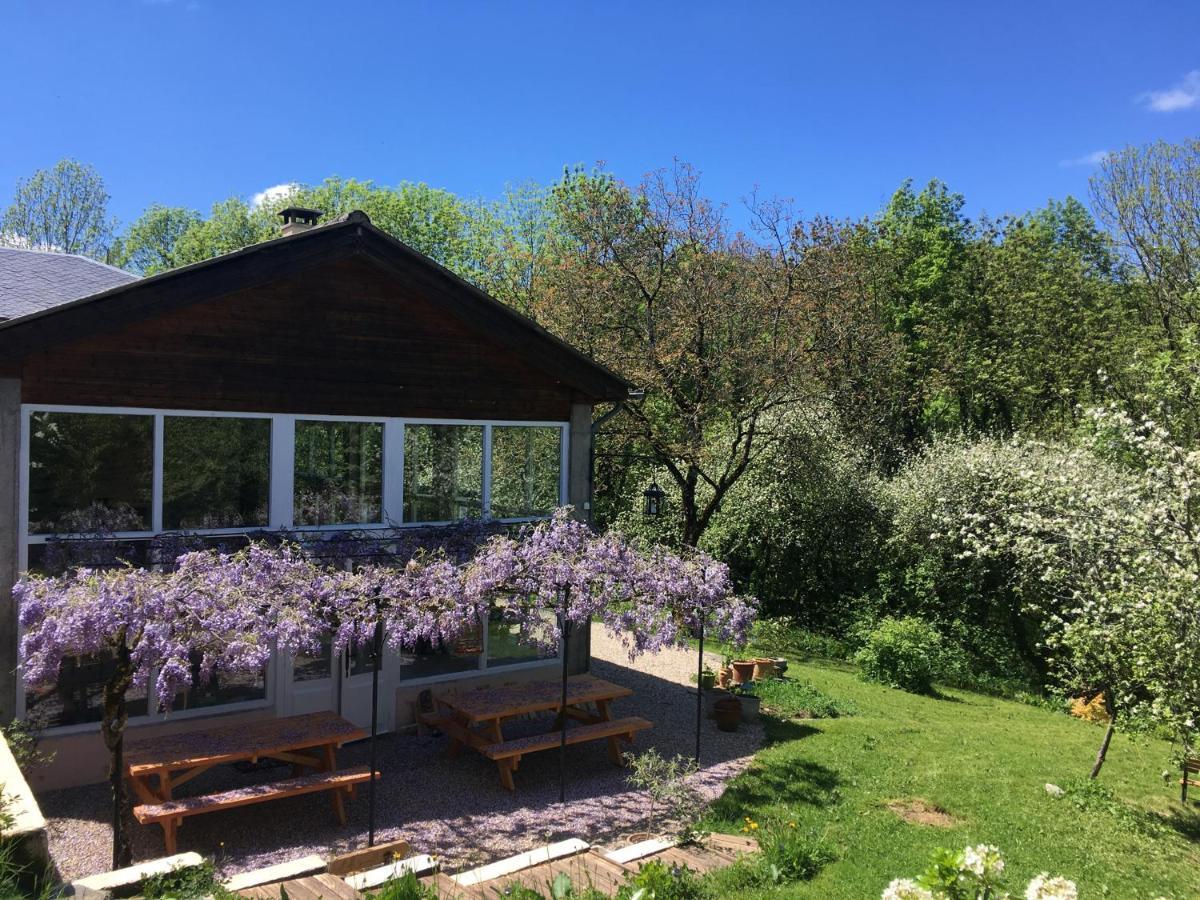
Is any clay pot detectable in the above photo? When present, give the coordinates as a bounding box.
[714,696,743,732]
[753,658,777,681]
[772,657,789,675]
[731,660,756,685]
[716,667,732,689]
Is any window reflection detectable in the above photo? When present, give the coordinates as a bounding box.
[491,426,561,518]
[28,412,153,534]
[402,425,483,522]
[163,416,270,529]
[294,421,384,525]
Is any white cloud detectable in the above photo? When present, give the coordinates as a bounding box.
[250,183,300,209]
[1139,70,1200,113]
[1059,149,1109,168]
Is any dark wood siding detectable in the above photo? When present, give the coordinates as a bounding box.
[20,256,576,420]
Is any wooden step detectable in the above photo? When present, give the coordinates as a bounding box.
[133,766,377,823]
[482,717,652,760]
[237,872,362,899]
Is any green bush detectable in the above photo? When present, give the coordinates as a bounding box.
[752,678,857,718]
[615,860,703,900]
[374,870,438,900]
[854,616,944,693]
[756,823,835,883]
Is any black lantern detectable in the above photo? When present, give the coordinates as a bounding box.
[643,481,666,518]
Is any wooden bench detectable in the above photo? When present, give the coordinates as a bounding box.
[1182,757,1199,804]
[482,716,652,778]
[133,766,377,853]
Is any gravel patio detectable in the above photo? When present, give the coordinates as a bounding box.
[39,625,764,883]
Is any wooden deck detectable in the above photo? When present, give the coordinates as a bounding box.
[424,832,758,898]
[236,832,758,898]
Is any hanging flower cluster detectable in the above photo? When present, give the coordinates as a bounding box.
[18,508,756,708]
[465,509,757,658]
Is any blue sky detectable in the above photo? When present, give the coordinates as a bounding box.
[2,1,1199,231]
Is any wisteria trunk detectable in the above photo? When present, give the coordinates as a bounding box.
[100,632,135,869]
[1090,696,1117,780]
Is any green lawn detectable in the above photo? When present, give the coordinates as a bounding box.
[703,662,1200,898]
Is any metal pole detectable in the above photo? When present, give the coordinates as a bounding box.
[368,619,383,847]
[559,614,571,805]
[696,620,704,765]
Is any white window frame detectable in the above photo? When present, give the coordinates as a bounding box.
[16,403,570,734]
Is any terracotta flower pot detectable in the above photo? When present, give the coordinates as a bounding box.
[753,658,777,681]
[717,667,732,689]
[731,660,756,685]
[714,696,742,732]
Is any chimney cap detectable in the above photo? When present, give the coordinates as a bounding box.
[278,206,323,228]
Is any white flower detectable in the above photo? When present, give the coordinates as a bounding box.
[1025,872,1078,900]
[962,843,1005,878]
[882,878,936,900]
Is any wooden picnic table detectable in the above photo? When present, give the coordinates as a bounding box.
[427,674,652,791]
[124,711,376,854]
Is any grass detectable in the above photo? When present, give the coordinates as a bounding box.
[701,661,1200,898]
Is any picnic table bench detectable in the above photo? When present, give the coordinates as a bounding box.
[422,674,651,791]
[125,711,377,854]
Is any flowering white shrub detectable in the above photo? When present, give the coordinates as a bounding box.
[882,844,1076,900]
[1024,873,1078,900]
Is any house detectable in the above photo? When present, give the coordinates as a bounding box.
[0,209,630,790]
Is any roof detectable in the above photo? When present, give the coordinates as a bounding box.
[0,211,631,402]
[0,246,137,321]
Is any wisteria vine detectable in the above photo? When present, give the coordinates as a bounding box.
[17,508,756,713]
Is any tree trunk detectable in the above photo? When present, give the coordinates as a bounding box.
[101,635,134,869]
[1089,696,1117,780]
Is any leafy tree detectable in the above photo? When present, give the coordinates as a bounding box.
[110,204,202,275]
[534,163,810,547]
[1090,138,1200,342]
[1,159,116,259]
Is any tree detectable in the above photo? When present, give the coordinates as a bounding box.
[947,409,1200,778]
[111,204,202,275]
[1091,139,1200,343]
[1,159,116,259]
[533,163,810,547]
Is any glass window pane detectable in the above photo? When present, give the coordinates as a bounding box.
[171,651,267,710]
[403,425,483,522]
[163,416,270,530]
[294,421,384,526]
[24,652,149,729]
[28,412,153,534]
[293,638,332,682]
[399,622,482,681]
[487,603,556,667]
[490,426,562,519]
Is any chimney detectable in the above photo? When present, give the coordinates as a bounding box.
[278,206,323,237]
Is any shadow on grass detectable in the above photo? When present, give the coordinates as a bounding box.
[1152,805,1200,842]
[708,754,841,818]
[761,718,822,747]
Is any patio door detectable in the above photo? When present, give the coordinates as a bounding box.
[280,640,397,733]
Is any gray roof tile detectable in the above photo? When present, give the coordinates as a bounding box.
[0,247,137,321]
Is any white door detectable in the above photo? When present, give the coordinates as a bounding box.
[280,639,397,732]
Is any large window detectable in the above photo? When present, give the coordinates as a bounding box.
[21,407,568,730]
[28,412,153,534]
[170,653,267,710]
[24,652,149,730]
[294,420,384,526]
[402,424,483,522]
[399,620,483,681]
[491,426,562,519]
[163,416,270,530]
